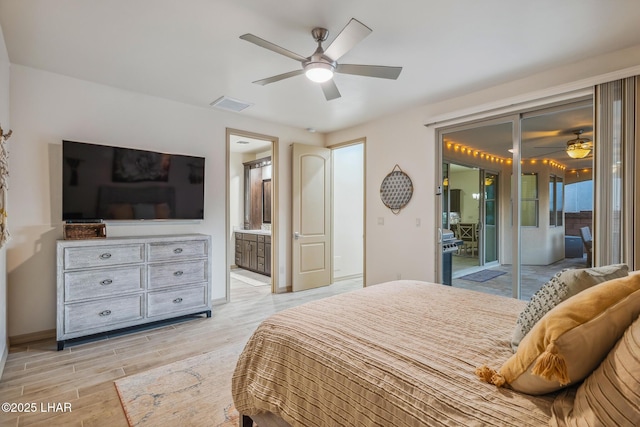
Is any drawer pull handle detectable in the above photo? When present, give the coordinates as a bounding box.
[173,248,183,254]
[99,253,112,260]
[99,310,112,317]
[173,297,183,304]
[100,279,113,286]
[174,270,184,276]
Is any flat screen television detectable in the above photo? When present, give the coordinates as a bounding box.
[62,140,205,221]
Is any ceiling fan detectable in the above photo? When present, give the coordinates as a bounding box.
[531,129,593,159]
[564,130,593,159]
[240,18,403,101]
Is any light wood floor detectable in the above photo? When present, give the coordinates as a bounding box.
[0,278,362,426]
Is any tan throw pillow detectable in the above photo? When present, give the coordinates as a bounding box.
[511,264,629,352]
[549,314,640,427]
[476,273,640,395]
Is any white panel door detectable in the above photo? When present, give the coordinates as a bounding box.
[292,143,331,291]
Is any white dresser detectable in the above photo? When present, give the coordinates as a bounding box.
[56,234,212,350]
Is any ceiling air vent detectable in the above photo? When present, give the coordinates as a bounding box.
[209,96,253,112]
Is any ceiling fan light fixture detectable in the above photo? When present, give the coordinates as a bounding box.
[566,144,591,159]
[304,62,334,83]
[565,130,592,159]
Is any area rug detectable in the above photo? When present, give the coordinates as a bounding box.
[458,269,506,283]
[115,349,242,426]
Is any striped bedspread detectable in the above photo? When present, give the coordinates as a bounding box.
[232,280,558,426]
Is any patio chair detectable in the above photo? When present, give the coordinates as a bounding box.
[579,226,593,267]
[457,223,478,257]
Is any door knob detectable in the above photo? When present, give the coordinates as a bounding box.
[294,232,301,240]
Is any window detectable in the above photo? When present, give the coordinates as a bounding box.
[564,180,593,213]
[521,173,538,227]
[549,175,564,226]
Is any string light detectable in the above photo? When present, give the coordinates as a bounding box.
[444,143,567,169]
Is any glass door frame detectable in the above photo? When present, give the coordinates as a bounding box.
[436,114,521,298]
[480,169,500,267]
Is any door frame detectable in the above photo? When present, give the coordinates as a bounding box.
[225,128,279,299]
[328,138,367,287]
[436,114,521,297]
[481,169,500,267]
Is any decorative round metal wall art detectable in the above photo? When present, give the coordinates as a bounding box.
[380,164,413,215]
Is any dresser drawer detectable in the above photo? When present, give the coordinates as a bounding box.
[64,295,143,334]
[148,240,207,261]
[148,260,207,289]
[63,244,144,270]
[147,284,208,317]
[242,233,258,242]
[64,266,144,302]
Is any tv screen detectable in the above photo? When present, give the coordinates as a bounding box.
[62,140,205,221]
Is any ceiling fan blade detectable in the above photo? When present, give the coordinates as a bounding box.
[336,64,402,79]
[240,34,307,63]
[252,69,304,85]
[527,149,566,159]
[533,146,567,149]
[323,18,372,61]
[320,79,341,101]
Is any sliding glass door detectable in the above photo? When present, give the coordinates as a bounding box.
[440,118,516,294]
[438,98,595,299]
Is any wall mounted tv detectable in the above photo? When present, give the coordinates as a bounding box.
[62,140,205,221]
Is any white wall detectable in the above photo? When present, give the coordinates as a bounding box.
[7,65,323,338]
[327,107,434,285]
[326,45,640,286]
[449,169,480,223]
[0,22,10,373]
[333,143,364,280]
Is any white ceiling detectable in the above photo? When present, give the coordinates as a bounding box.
[1,1,640,134]
[229,134,272,154]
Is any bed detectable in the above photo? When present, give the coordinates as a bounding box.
[232,276,640,427]
[232,281,560,426]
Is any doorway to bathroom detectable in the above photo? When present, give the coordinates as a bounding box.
[227,129,277,299]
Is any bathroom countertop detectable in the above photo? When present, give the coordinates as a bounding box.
[235,229,271,235]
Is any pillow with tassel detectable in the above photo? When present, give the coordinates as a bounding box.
[476,273,640,395]
[510,264,629,352]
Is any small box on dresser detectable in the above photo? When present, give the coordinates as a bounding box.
[56,234,212,350]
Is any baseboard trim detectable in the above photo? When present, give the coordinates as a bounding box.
[334,273,364,282]
[0,341,7,378]
[212,297,227,306]
[9,329,56,347]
